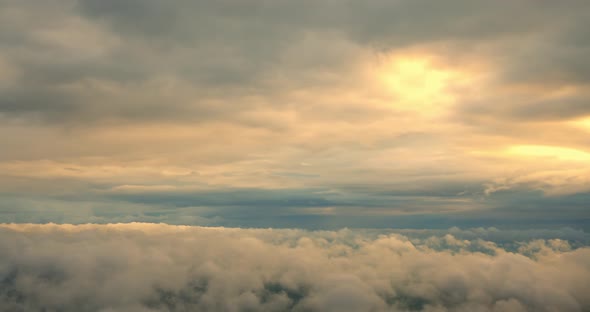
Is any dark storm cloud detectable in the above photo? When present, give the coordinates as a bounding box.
[0,223,589,311]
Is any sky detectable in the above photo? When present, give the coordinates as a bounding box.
[2,2,590,311]
[1,0,590,229]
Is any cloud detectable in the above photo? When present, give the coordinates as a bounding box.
[0,223,589,311]
[1,0,590,225]
[2,0,588,125]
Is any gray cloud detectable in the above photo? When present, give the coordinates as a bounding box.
[1,183,589,229]
[1,0,590,226]
[2,0,589,125]
[1,223,589,311]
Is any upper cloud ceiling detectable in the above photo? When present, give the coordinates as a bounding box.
[0,0,589,227]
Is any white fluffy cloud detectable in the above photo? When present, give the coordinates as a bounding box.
[1,223,588,311]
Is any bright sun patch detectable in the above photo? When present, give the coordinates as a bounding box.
[569,117,590,132]
[507,145,590,162]
[375,55,459,116]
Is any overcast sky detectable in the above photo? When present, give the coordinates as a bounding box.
[1,0,589,229]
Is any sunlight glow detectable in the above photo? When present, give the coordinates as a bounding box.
[507,145,590,162]
[377,55,457,115]
[569,117,590,132]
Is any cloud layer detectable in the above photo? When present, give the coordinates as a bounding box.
[1,223,589,311]
[1,0,590,227]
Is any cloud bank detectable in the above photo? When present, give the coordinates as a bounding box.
[1,223,589,311]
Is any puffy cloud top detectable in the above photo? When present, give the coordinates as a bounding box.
[1,223,589,311]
